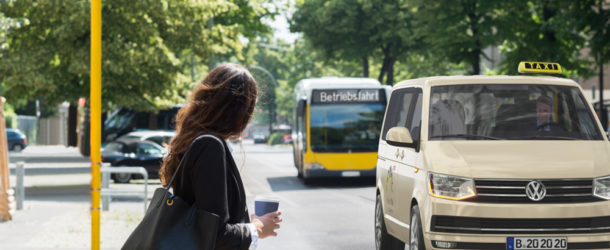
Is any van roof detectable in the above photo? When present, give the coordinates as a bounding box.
[296,77,382,90]
[393,75,579,89]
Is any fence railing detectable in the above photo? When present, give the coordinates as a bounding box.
[101,164,148,213]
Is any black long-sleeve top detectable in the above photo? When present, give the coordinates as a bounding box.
[173,135,252,250]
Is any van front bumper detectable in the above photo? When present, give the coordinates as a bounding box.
[423,197,610,249]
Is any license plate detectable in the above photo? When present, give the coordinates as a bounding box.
[507,237,567,250]
[341,171,360,177]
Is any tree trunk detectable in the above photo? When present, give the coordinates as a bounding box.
[68,103,78,147]
[386,58,396,85]
[472,46,481,75]
[362,56,369,77]
[600,56,607,131]
[378,56,389,84]
[467,2,481,75]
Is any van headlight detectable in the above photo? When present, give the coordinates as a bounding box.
[593,176,610,200]
[428,173,476,200]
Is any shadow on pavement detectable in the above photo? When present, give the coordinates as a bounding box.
[25,185,90,202]
[267,176,375,192]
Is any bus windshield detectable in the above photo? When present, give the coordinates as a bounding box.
[428,84,603,140]
[310,103,386,152]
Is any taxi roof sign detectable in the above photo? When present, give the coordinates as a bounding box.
[518,61,562,74]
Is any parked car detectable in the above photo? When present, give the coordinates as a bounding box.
[116,130,175,148]
[101,139,166,183]
[253,133,267,144]
[6,128,27,152]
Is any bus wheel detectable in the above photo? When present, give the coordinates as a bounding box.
[375,193,404,250]
[297,164,303,178]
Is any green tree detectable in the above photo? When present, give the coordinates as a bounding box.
[290,0,375,77]
[244,37,361,124]
[571,0,610,129]
[0,0,270,111]
[413,0,521,75]
[498,0,588,76]
[291,0,422,85]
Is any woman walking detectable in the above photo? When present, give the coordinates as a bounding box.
[159,63,282,250]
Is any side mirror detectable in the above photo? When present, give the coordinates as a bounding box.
[386,126,418,149]
[296,99,306,117]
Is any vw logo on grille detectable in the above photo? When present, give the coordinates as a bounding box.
[525,181,546,201]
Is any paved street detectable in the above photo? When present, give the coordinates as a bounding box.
[236,142,376,250]
[1,141,377,249]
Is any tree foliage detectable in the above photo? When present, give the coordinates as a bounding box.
[291,0,423,85]
[571,0,610,75]
[413,0,520,75]
[498,0,589,76]
[290,0,605,80]
[0,0,271,111]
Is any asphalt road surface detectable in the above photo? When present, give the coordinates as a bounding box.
[234,141,377,250]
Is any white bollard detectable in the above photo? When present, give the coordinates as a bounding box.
[101,163,110,211]
[16,162,24,210]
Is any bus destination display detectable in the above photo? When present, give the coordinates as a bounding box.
[312,89,384,104]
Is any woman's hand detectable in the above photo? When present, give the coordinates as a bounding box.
[250,210,282,239]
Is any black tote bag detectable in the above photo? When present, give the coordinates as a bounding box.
[122,135,225,250]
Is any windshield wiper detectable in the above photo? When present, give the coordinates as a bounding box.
[429,134,500,140]
[509,135,578,140]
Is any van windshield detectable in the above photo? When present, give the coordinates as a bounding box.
[428,84,603,140]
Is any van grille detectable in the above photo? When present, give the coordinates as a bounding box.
[473,179,603,203]
[431,215,610,234]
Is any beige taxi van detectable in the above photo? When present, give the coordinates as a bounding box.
[375,62,610,250]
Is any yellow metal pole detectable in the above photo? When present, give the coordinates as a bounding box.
[90,0,101,249]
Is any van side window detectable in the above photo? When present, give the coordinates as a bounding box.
[382,88,423,141]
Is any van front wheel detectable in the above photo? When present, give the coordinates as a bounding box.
[410,205,425,250]
[375,193,405,250]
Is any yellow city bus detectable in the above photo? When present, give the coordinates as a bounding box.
[292,77,391,183]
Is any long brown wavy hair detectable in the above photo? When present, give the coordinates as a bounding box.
[159,63,257,187]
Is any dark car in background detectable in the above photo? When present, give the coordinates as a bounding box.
[253,133,267,144]
[79,105,181,157]
[6,128,27,152]
[101,139,165,183]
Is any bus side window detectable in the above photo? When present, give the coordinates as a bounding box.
[296,99,307,152]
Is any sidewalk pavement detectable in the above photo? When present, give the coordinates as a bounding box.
[0,191,148,250]
[1,145,159,249]
[0,144,259,249]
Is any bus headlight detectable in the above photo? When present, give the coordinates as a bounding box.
[593,176,610,200]
[428,173,476,200]
[304,163,325,170]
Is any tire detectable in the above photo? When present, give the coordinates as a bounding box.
[375,193,405,250]
[12,144,23,152]
[301,176,312,185]
[409,205,425,250]
[113,173,132,183]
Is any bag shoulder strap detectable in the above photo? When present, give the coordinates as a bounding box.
[165,134,227,190]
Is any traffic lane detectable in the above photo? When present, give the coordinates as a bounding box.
[236,143,377,250]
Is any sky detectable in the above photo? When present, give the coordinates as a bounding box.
[263,0,300,43]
